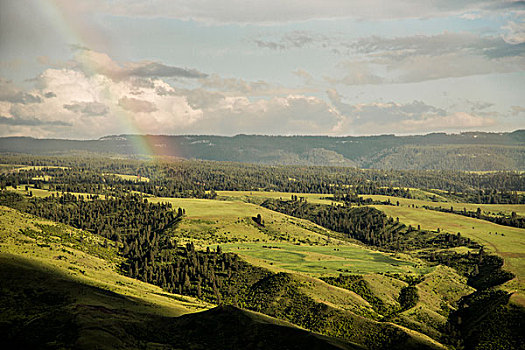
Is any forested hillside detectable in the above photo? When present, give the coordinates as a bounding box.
[0,130,523,170]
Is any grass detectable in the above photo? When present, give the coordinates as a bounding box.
[220,190,525,217]
[148,196,348,245]
[12,185,106,199]
[105,173,150,182]
[360,194,525,217]
[396,265,474,339]
[208,242,432,277]
[0,205,210,317]
[16,165,69,171]
[217,190,336,205]
[0,186,492,347]
[370,204,525,303]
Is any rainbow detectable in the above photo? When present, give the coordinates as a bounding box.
[35,0,171,159]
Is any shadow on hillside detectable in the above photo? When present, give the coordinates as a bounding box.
[0,254,361,350]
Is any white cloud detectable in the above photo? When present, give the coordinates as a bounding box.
[326,89,497,134]
[399,112,496,131]
[63,101,109,116]
[183,94,342,135]
[502,21,525,44]
[0,49,513,138]
[0,54,340,138]
[118,96,158,113]
[0,79,42,104]
[327,32,525,84]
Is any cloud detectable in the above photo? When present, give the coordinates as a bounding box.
[0,59,343,138]
[252,30,524,84]
[399,112,496,132]
[487,1,525,11]
[502,21,525,44]
[326,89,495,134]
[200,74,312,96]
[460,12,483,20]
[391,53,521,83]
[327,61,385,85]
[118,96,158,113]
[329,32,525,84]
[63,101,109,116]
[254,31,320,50]
[128,62,207,78]
[253,40,286,50]
[201,74,271,94]
[293,69,314,85]
[0,115,70,126]
[73,49,207,81]
[510,106,525,115]
[0,79,42,104]
[183,94,342,135]
[0,47,512,138]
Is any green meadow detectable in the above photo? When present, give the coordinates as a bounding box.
[210,242,430,276]
[105,173,150,182]
[148,196,347,245]
[217,190,335,205]
[360,194,525,216]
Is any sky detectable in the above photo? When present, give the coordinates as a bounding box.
[0,0,524,139]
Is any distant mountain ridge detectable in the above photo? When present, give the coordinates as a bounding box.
[1,130,524,170]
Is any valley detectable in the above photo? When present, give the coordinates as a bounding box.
[0,155,524,349]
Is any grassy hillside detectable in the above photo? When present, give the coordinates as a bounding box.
[369,204,525,302]
[1,254,366,350]
[0,206,209,316]
[148,196,347,244]
[0,204,449,349]
[360,194,525,217]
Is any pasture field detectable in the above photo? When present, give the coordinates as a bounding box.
[209,242,431,276]
[105,173,150,182]
[220,190,525,217]
[360,194,525,217]
[16,165,69,171]
[148,196,348,245]
[405,188,449,202]
[217,190,335,205]
[0,164,68,172]
[12,185,106,199]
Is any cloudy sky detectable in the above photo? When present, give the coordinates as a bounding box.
[0,0,524,139]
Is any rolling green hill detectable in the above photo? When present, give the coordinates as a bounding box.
[1,154,524,349]
[0,204,447,349]
[0,254,365,350]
